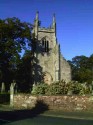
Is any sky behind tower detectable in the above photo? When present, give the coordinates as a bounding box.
[0,0,93,60]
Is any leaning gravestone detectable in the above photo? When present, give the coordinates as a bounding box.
[10,81,16,107]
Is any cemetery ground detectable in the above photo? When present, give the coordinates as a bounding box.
[0,105,93,125]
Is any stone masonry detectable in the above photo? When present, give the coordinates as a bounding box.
[32,12,71,84]
[14,94,93,112]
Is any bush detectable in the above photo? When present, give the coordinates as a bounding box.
[31,80,68,95]
[45,83,61,95]
[66,81,81,94]
[46,80,68,95]
[31,83,48,95]
[31,80,93,95]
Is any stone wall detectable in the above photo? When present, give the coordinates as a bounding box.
[13,94,93,111]
[60,55,71,83]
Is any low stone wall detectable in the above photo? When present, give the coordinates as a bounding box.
[13,94,93,111]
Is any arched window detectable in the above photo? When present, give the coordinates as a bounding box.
[42,39,49,52]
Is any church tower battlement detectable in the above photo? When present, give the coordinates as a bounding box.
[32,12,71,85]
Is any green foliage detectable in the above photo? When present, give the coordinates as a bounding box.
[67,81,83,95]
[31,80,93,95]
[31,83,48,95]
[0,17,32,90]
[16,50,32,92]
[45,81,68,95]
[68,55,93,83]
[31,81,67,95]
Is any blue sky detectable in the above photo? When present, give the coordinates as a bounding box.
[0,0,93,60]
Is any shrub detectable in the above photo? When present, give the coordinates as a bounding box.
[31,80,93,95]
[67,81,88,95]
[31,83,48,95]
[45,83,61,95]
[46,80,68,95]
[31,80,68,95]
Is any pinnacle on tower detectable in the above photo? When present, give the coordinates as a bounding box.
[52,13,56,36]
[53,13,56,24]
[36,11,39,20]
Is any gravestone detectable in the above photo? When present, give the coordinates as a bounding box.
[10,81,16,107]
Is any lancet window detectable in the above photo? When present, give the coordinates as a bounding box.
[42,39,49,52]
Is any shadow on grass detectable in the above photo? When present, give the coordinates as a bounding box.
[0,100,49,124]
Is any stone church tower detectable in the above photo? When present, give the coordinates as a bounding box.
[32,12,71,85]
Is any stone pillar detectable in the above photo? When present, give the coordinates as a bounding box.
[1,82,5,93]
[10,81,16,107]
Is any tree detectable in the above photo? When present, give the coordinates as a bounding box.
[16,50,32,92]
[68,55,93,83]
[0,17,32,89]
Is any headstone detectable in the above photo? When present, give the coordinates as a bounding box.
[10,80,16,107]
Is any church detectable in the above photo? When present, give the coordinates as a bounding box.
[32,12,71,85]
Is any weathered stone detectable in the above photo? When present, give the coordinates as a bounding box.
[1,82,5,93]
[13,94,93,111]
[75,107,83,111]
[10,81,16,107]
[32,12,71,85]
[89,96,93,102]
[22,104,27,108]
